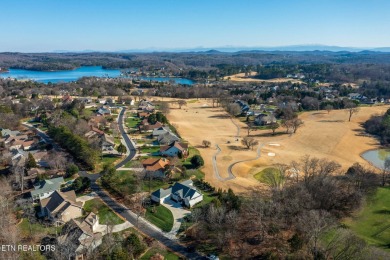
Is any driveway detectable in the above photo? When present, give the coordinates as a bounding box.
[162,198,191,239]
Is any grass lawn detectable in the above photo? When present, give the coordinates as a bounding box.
[140,146,161,154]
[254,167,279,183]
[110,171,170,194]
[126,117,141,128]
[84,198,124,225]
[140,247,179,260]
[101,154,121,165]
[19,218,62,238]
[145,205,174,232]
[344,187,390,250]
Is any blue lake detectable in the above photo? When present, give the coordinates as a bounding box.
[0,66,194,85]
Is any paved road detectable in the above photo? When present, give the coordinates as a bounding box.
[227,144,262,177]
[115,108,137,169]
[80,108,204,259]
[22,122,61,151]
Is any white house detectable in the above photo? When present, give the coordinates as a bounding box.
[160,141,188,157]
[151,180,203,208]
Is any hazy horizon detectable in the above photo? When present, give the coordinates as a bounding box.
[1,0,390,52]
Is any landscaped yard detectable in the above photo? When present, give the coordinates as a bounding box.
[344,187,390,250]
[145,205,174,232]
[19,218,62,238]
[140,247,179,260]
[126,117,141,128]
[140,146,160,154]
[84,198,124,225]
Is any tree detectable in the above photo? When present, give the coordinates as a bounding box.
[325,104,333,114]
[269,122,280,135]
[202,140,211,148]
[226,103,242,116]
[117,143,127,155]
[291,118,304,133]
[159,101,170,115]
[71,177,91,193]
[282,119,293,133]
[25,152,37,169]
[177,100,187,109]
[345,101,360,122]
[66,163,79,177]
[191,155,204,168]
[241,136,258,150]
[124,233,147,259]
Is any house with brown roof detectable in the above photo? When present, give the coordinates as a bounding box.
[160,141,188,157]
[57,212,103,259]
[139,121,163,132]
[137,111,151,118]
[39,190,83,222]
[142,157,170,178]
[85,126,104,139]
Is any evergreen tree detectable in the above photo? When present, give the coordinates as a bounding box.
[117,143,127,155]
[25,153,37,169]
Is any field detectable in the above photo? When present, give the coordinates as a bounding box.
[223,72,303,83]
[166,98,390,193]
[344,187,390,250]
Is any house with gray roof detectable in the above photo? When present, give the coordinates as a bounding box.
[31,177,64,202]
[151,179,203,208]
[157,131,180,145]
[152,126,171,137]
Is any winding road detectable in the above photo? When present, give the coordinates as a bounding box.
[81,107,204,259]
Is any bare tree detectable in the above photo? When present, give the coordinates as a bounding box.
[269,122,280,135]
[202,140,211,148]
[325,104,334,114]
[297,210,333,258]
[241,137,258,150]
[226,103,242,116]
[45,151,68,170]
[291,118,304,133]
[177,100,187,109]
[344,101,360,122]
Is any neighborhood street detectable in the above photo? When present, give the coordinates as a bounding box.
[80,107,203,259]
[115,107,137,169]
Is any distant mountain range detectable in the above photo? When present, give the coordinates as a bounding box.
[51,45,390,54]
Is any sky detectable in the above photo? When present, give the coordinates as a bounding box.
[1,0,390,52]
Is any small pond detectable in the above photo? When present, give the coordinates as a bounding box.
[361,149,390,170]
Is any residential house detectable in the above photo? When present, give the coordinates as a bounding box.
[254,113,277,126]
[158,131,180,145]
[142,157,170,178]
[31,177,64,202]
[151,179,203,208]
[101,134,116,153]
[85,126,104,139]
[58,212,103,259]
[97,106,111,116]
[139,121,163,132]
[39,190,83,222]
[137,111,151,118]
[152,126,171,137]
[160,141,188,157]
[88,116,108,129]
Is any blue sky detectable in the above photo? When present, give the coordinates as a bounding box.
[1,0,389,52]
